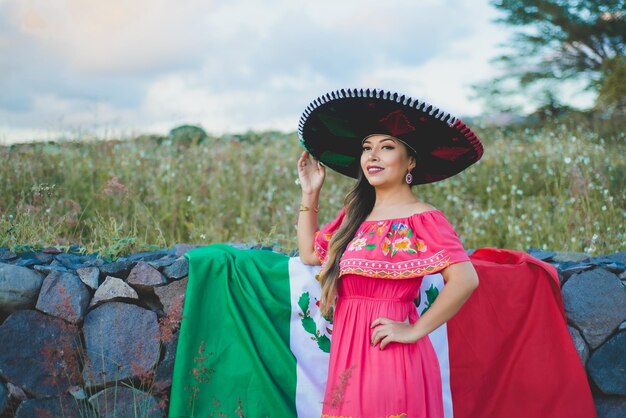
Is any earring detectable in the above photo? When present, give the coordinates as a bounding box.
[405,171,413,184]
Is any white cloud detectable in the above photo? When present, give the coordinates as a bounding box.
[8,0,214,74]
[0,0,528,143]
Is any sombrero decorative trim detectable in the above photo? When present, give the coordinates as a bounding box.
[297,88,484,185]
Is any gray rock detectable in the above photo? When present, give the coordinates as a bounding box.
[126,249,170,262]
[224,242,253,250]
[567,325,589,366]
[548,261,562,272]
[0,382,7,416]
[589,255,626,273]
[36,271,91,323]
[0,249,17,261]
[562,269,626,348]
[68,244,83,252]
[14,251,43,267]
[560,263,593,279]
[172,243,203,257]
[88,387,163,418]
[89,276,138,307]
[77,254,105,268]
[50,259,69,269]
[0,310,81,397]
[43,246,63,254]
[34,263,69,274]
[6,382,26,400]
[154,276,187,316]
[55,252,83,269]
[602,251,626,266]
[34,252,54,264]
[99,260,135,280]
[148,257,178,269]
[82,302,160,388]
[154,332,179,393]
[588,331,626,396]
[602,262,626,274]
[162,257,188,280]
[0,263,44,313]
[526,248,556,261]
[552,251,591,263]
[69,385,87,400]
[594,396,626,418]
[250,244,277,252]
[76,266,100,290]
[127,261,167,289]
[15,395,85,418]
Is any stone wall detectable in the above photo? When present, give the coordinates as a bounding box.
[0,245,624,417]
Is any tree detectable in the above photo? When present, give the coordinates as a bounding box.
[595,55,626,113]
[476,0,625,113]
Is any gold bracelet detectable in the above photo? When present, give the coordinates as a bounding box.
[299,204,319,213]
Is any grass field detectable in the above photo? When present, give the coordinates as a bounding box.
[1,120,624,260]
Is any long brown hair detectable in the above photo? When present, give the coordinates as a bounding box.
[317,137,418,316]
[318,170,375,316]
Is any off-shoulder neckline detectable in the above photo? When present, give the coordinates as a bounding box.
[361,209,442,224]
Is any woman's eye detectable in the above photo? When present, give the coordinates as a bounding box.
[362,147,371,152]
[383,145,395,150]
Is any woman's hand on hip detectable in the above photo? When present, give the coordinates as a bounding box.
[370,316,421,350]
[297,151,325,194]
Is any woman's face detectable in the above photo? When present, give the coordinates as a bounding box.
[360,134,416,188]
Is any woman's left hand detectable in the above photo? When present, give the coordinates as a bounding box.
[370,316,421,350]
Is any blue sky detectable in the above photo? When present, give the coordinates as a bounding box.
[0,0,594,144]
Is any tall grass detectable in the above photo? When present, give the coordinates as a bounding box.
[0,121,624,258]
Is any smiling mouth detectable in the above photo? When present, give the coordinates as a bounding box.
[367,166,384,174]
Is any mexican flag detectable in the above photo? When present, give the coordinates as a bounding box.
[168,244,596,418]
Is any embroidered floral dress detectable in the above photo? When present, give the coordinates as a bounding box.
[314,207,470,418]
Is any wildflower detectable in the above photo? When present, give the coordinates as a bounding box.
[326,365,356,408]
[102,176,129,196]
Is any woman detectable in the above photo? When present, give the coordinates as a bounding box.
[296,88,482,417]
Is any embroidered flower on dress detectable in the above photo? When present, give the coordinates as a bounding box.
[415,239,428,252]
[347,237,368,251]
[345,220,431,258]
[395,223,410,236]
[388,222,411,238]
[391,237,415,257]
[381,237,392,256]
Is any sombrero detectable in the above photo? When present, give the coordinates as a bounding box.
[297,88,484,185]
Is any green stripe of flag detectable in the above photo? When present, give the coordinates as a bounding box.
[169,244,296,418]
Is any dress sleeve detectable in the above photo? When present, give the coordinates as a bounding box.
[413,211,471,268]
[313,207,346,264]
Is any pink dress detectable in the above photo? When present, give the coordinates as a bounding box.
[314,208,471,418]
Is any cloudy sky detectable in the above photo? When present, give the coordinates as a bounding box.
[0,0,592,144]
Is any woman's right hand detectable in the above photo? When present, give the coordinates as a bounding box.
[297,151,325,194]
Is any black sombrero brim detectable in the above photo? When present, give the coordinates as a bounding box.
[297,88,484,185]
